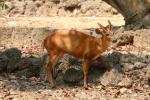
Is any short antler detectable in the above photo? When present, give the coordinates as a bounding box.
[108,20,112,30]
[97,23,105,30]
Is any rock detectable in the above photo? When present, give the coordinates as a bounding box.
[15,58,31,70]
[63,67,83,83]
[119,87,128,94]
[40,51,125,86]
[63,0,81,8]
[113,33,134,46]
[58,54,82,72]
[35,0,44,8]
[41,54,83,83]
[145,65,150,85]
[122,63,134,72]
[4,1,14,10]
[133,30,150,48]
[61,52,124,85]
[121,56,148,71]
[1,0,120,17]
[111,8,119,15]
[133,62,147,69]
[27,60,41,78]
[0,54,8,72]
[16,65,40,78]
[118,76,132,88]
[40,54,82,81]
[101,51,122,65]
[81,1,99,14]
[2,48,22,73]
[15,57,42,78]
[100,65,123,86]
[143,55,150,64]
[9,0,26,16]
[120,53,141,64]
[24,1,37,16]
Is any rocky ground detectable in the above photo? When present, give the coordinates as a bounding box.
[0,23,150,99]
[0,0,149,99]
[0,45,150,100]
[0,0,121,17]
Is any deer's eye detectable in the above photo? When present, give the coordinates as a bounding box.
[95,29,102,34]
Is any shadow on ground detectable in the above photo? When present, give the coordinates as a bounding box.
[0,47,149,92]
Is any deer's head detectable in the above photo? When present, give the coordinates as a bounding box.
[95,20,113,48]
[97,20,113,36]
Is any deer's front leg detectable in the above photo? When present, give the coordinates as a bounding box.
[83,59,91,88]
[46,60,55,87]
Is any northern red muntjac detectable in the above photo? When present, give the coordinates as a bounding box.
[44,21,113,88]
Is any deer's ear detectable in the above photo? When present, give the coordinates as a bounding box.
[97,23,107,32]
[98,23,105,30]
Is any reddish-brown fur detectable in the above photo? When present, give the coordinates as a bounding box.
[44,21,113,88]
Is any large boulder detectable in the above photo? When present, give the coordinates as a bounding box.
[15,56,42,78]
[1,48,22,73]
[63,67,83,83]
[57,52,123,86]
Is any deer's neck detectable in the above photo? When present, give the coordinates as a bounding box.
[97,37,111,52]
[103,37,111,51]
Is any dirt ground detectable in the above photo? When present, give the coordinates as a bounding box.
[0,0,150,98]
[0,16,150,100]
[0,45,150,100]
[0,16,124,28]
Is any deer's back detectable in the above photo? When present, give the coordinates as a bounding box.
[44,30,102,59]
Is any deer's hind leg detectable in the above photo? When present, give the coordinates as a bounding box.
[45,50,63,87]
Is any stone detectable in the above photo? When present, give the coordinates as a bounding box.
[63,67,83,83]
[101,51,122,65]
[133,62,147,69]
[63,0,81,8]
[118,76,132,88]
[122,63,134,72]
[1,48,22,73]
[113,32,134,47]
[15,57,42,78]
[134,30,150,48]
[0,54,8,72]
[1,0,120,17]
[119,87,127,94]
[100,65,123,86]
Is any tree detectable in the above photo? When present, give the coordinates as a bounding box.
[102,0,150,29]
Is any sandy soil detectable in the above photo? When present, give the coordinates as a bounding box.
[0,16,124,29]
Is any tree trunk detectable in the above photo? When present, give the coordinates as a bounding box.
[102,0,150,29]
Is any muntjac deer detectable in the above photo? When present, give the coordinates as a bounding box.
[44,21,113,88]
